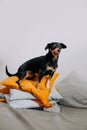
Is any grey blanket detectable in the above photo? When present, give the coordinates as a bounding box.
[0,103,87,130]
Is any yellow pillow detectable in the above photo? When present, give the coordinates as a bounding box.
[0,76,19,93]
[0,73,59,107]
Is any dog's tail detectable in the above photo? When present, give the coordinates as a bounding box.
[5,65,17,77]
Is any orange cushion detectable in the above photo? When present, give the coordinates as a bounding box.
[0,73,59,107]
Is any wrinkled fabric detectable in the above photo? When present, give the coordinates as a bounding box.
[0,103,87,130]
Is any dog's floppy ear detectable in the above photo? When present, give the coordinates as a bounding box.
[60,43,67,49]
[45,43,51,50]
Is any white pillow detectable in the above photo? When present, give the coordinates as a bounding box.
[4,87,63,109]
[44,101,60,113]
[49,87,63,100]
[57,71,87,108]
[5,94,60,112]
[9,87,63,101]
[4,94,41,108]
[10,89,36,100]
[9,99,41,109]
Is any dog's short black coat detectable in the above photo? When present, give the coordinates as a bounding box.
[5,42,67,85]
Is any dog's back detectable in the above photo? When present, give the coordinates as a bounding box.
[19,55,46,73]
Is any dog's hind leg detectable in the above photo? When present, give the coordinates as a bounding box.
[16,70,27,86]
[17,71,35,88]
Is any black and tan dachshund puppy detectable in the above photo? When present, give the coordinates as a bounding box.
[5,42,67,86]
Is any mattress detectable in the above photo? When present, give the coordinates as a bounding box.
[0,71,87,130]
[0,103,87,130]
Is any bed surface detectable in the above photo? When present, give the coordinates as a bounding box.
[0,103,87,130]
[0,71,87,130]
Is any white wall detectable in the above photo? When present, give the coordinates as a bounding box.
[0,0,87,82]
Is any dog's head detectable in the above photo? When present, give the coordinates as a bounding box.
[45,42,67,56]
